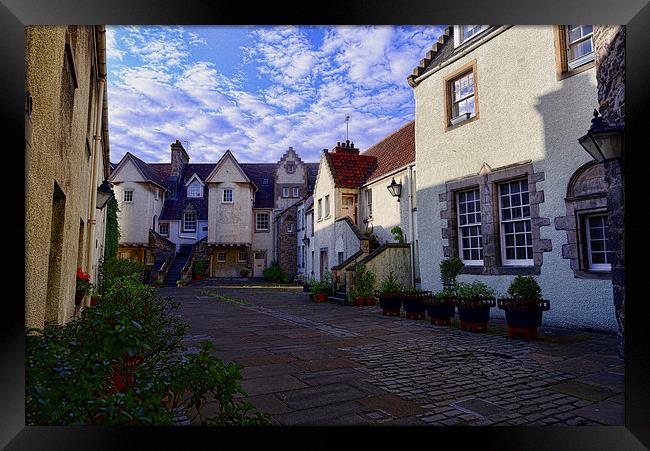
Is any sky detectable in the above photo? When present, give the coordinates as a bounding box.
[106,25,448,164]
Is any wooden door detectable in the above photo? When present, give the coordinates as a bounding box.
[342,194,357,224]
[253,252,265,277]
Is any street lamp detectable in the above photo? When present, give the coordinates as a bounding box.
[578,109,623,162]
[387,178,402,202]
[96,179,114,210]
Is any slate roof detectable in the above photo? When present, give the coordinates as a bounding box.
[127,153,168,189]
[241,163,276,209]
[362,120,415,183]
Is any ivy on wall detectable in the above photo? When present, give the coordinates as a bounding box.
[104,196,120,261]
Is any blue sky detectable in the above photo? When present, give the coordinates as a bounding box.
[106,25,447,164]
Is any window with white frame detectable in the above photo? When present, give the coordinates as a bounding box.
[123,190,133,202]
[455,25,488,46]
[585,214,612,271]
[188,182,202,198]
[238,251,247,262]
[217,252,226,262]
[159,223,169,236]
[183,211,197,232]
[256,212,269,231]
[287,221,293,233]
[223,188,233,203]
[566,25,595,69]
[282,187,289,197]
[499,179,533,265]
[318,199,322,219]
[457,188,483,264]
[292,187,299,197]
[450,70,476,124]
[366,189,373,217]
[324,195,330,217]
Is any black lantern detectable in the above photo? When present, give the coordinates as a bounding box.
[387,178,402,201]
[96,179,114,210]
[578,109,623,162]
[302,236,310,246]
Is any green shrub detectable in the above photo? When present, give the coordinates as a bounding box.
[456,281,496,300]
[378,271,403,294]
[390,226,405,244]
[440,257,464,292]
[507,275,542,300]
[353,263,376,297]
[100,258,144,294]
[263,262,288,284]
[26,274,270,426]
[193,260,206,276]
[239,267,250,277]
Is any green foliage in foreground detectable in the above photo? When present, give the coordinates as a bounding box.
[263,261,289,284]
[26,274,270,426]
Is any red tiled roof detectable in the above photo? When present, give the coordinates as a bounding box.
[362,120,415,183]
[325,152,377,188]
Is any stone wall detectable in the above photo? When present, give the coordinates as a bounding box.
[594,25,625,358]
[594,26,625,127]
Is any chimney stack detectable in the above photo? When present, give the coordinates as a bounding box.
[332,139,360,155]
[170,140,189,177]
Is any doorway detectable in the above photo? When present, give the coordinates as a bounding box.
[341,194,357,224]
[319,249,328,280]
[254,251,266,277]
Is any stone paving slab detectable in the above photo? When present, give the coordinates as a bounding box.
[171,283,624,426]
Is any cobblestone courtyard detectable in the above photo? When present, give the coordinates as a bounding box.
[161,280,624,426]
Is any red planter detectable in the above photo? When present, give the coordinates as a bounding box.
[354,297,365,307]
[194,274,204,281]
[313,293,327,302]
[365,297,376,306]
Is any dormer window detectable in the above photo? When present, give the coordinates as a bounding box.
[454,25,489,47]
[188,182,202,198]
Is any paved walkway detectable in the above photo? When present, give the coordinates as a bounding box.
[160,280,624,426]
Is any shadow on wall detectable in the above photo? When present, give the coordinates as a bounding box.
[415,76,617,333]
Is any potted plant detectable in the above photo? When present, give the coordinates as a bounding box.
[350,263,376,306]
[455,281,496,332]
[497,276,550,340]
[176,279,186,288]
[240,267,250,278]
[423,257,464,325]
[193,260,206,281]
[75,268,93,306]
[402,288,427,320]
[151,278,163,288]
[310,279,329,302]
[376,272,403,316]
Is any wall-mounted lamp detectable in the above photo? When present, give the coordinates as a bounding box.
[96,180,114,210]
[387,178,402,202]
[578,109,623,162]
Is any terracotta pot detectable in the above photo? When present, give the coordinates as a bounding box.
[354,297,365,307]
[314,293,327,302]
[365,297,376,306]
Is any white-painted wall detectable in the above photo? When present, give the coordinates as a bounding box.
[414,25,615,331]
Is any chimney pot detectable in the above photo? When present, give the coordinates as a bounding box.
[346,139,350,147]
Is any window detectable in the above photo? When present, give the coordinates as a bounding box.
[457,25,488,44]
[183,211,197,232]
[499,179,533,265]
[457,188,483,264]
[155,189,160,200]
[256,212,269,231]
[287,222,294,233]
[324,195,330,217]
[188,182,202,198]
[223,188,233,203]
[338,252,344,265]
[566,25,594,69]
[282,187,289,197]
[123,190,133,202]
[297,209,303,230]
[202,225,208,232]
[585,214,612,271]
[238,251,247,263]
[318,199,323,219]
[262,177,269,186]
[217,252,226,262]
[292,187,300,197]
[449,70,476,125]
[159,223,169,236]
[366,189,373,217]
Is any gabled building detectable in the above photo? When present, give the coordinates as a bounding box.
[409,25,616,331]
[110,142,316,281]
[310,127,417,294]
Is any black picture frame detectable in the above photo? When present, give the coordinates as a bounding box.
[5,0,650,448]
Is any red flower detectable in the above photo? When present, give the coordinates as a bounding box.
[76,267,91,282]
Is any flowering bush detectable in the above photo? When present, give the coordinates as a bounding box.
[75,268,93,295]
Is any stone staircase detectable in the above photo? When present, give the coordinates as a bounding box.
[162,244,193,287]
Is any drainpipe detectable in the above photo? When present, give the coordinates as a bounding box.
[84,26,106,307]
[407,165,416,287]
